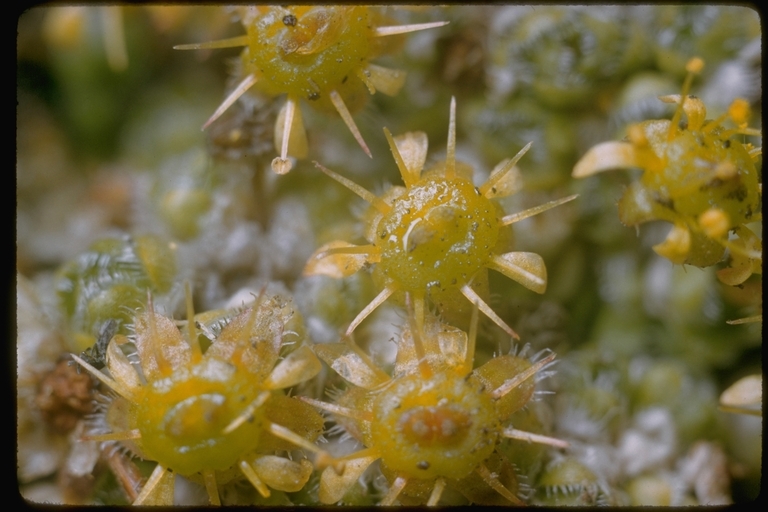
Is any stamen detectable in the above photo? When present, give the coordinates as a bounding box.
[274,95,299,174]
[667,57,704,141]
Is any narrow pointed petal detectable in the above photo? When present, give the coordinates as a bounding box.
[492,352,556,399]
[475,463,524,505]
[479,142,531,198]
[222,391,271,435]
[488,252,547,294]
[445,96,456,178]
[174,35,249,50]
[202,469,221,505]
[428,478,447,506]
[726,315,762,326]
[184,281,202,360]
[264,345,322,390]
[500,194,578,226]
[134,464,174,505]
[202,73,257,130]
[104,450,142,503]
[380,475,409,506]
[299,396,373,422]
[314,162,391,213]
[265,421,334,463]
[329,89,371,157]
[502,427,570,448]
[239,459,271,497]
[70,353,135,401]
[346,286,396,335]
[374,21,450,37]
[403,293,433,379]
[81,429,141,443]
[462,301,479,375]
[460,285,519,339]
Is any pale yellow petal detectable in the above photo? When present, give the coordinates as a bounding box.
[303,241,370,278]
[488,252,547,294]
[572,141,639,178]
[314,343,389,389]
[264,345,322,390]
[319,454,378,504]
[252,456,313,492]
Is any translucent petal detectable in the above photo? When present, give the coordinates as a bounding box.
[105,336,141,393]
[394,130,428,180]
[314,343,389,389]
[252,456,313,492]
[572,141,639,177]
[319,453,378,504]
[264,345,322,390]
[364,63,406,97]
[133,464,174,505]
[303,241,371,279]
[488,252,547,294]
